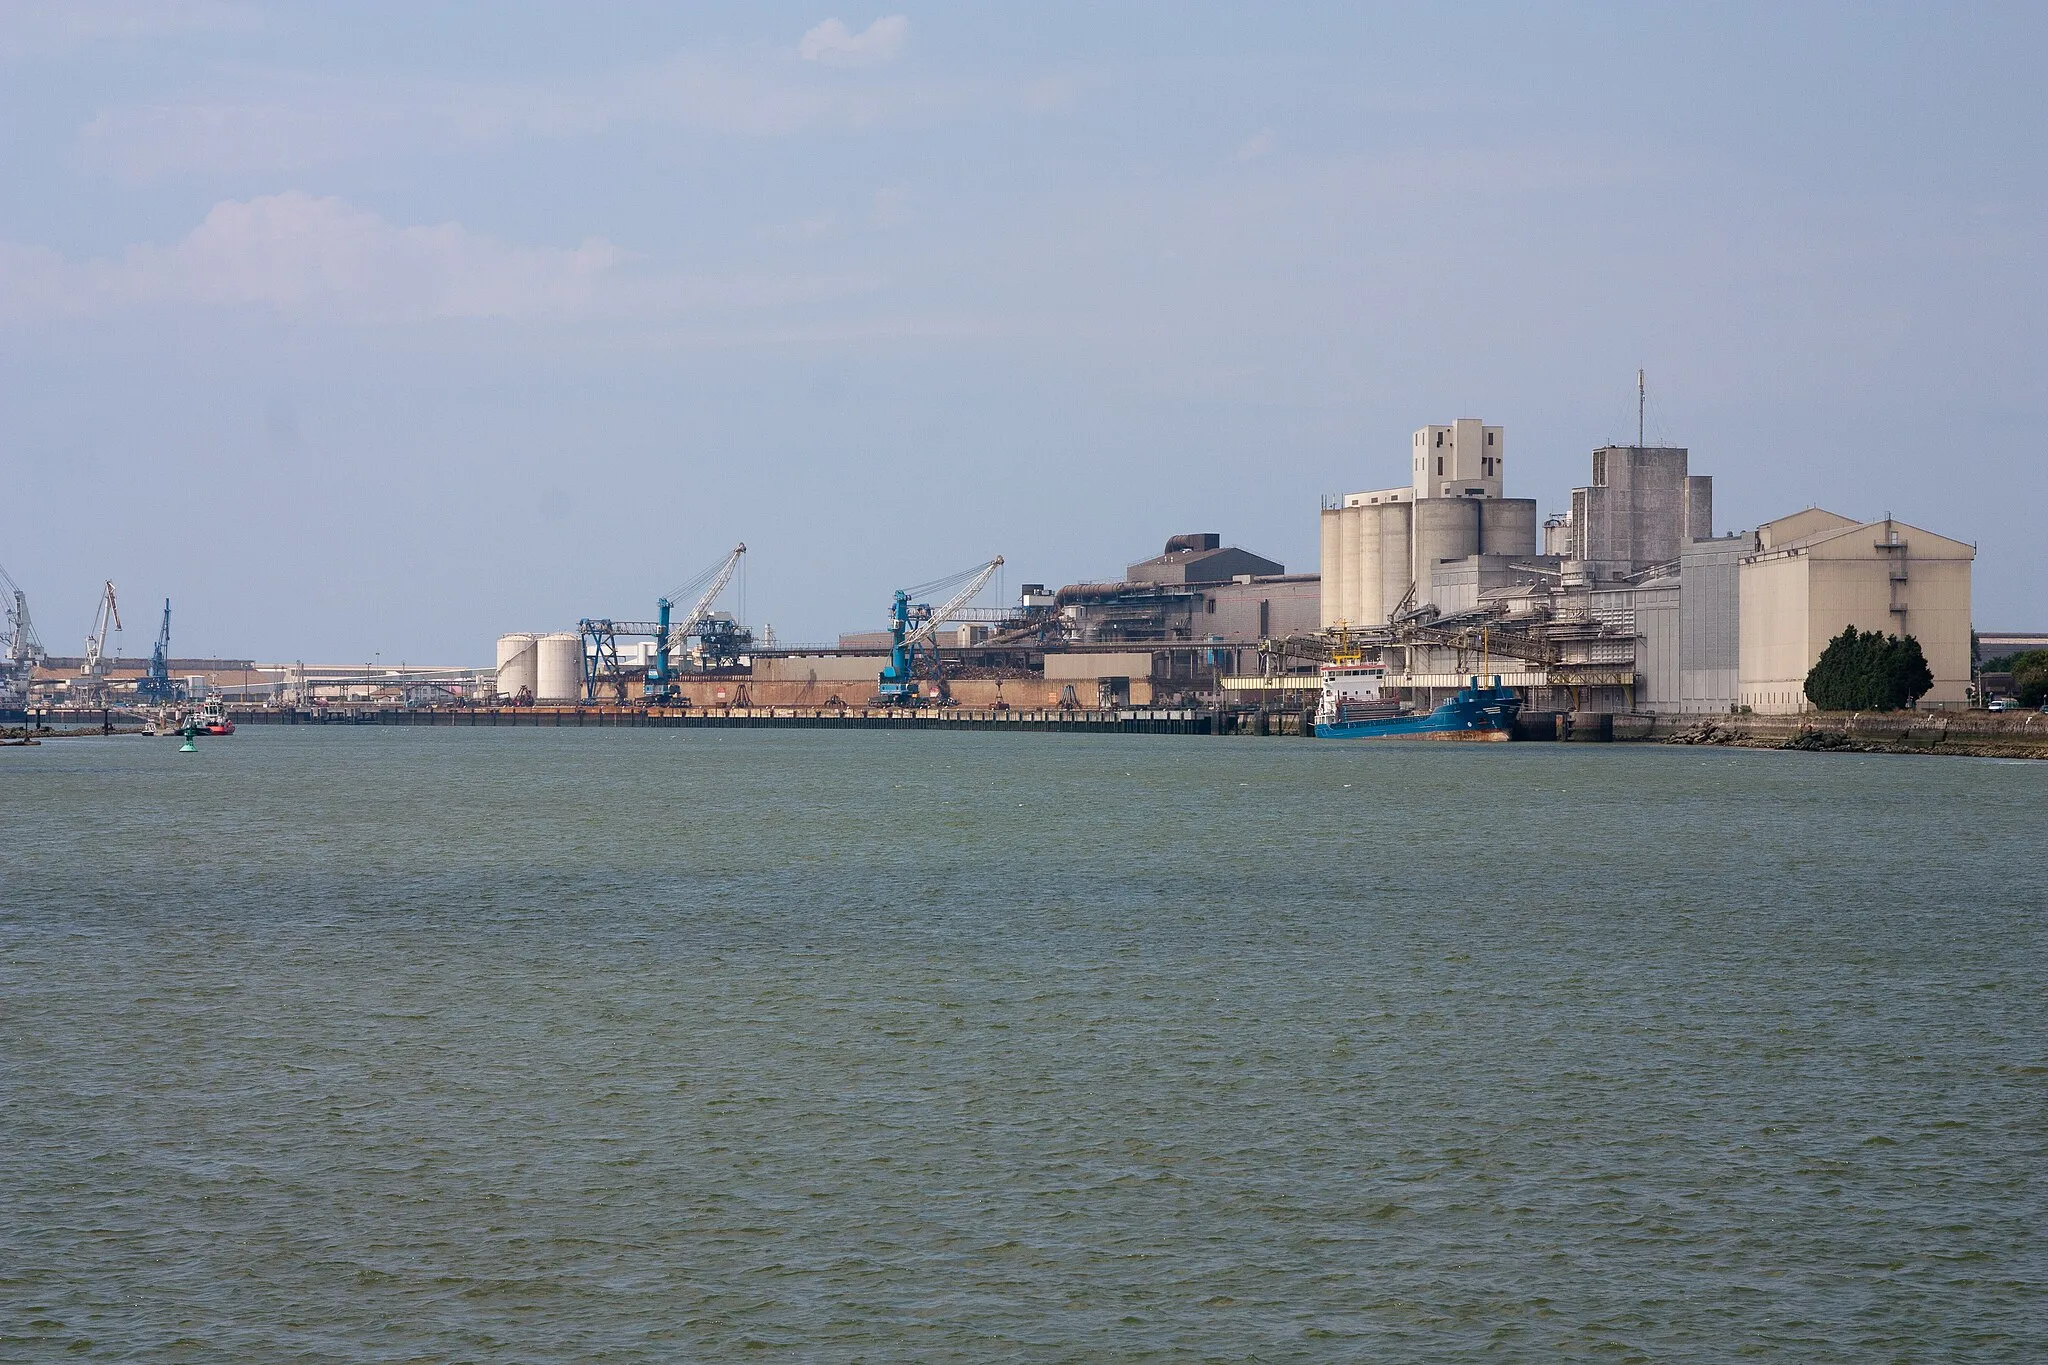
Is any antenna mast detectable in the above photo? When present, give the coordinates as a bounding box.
[1637,368,1645,447]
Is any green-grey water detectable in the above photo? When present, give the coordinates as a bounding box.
[3,728,2044,1361]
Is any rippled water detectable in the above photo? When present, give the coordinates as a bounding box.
[3,729,2044,1360]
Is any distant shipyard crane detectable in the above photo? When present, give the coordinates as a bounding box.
[134,599,184,704]
[878,556,1003,705]
[1,562,46,708]
[580,543,748,703]
[74,580,121,704]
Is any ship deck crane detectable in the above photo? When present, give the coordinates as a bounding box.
[580,543,747,703]
[878,556,1003,704]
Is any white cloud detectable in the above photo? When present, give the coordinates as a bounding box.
[798,16,909,68]
[79,42,944,179]
[0,192,879,325]
[0,0,256,58]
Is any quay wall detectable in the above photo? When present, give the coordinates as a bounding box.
[635,677,1155,708]
[231,705,1209,735]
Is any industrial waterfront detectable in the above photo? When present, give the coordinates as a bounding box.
[7,408,2040,747]
[6,726,2043,1359]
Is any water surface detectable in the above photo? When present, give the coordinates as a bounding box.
[4,729,2044,1360]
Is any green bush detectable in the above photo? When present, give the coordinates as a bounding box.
[1804,626,1935,711]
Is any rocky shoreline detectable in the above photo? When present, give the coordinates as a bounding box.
[1658,710,2048,760]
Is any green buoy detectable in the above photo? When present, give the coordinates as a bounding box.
[179,722,198,753]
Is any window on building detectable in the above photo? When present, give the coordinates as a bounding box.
[1206,599,1216,614]
[1436,456,1444,475]
[1487,432,1495,446]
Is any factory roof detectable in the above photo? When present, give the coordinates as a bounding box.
[1751,509,1974,559]
[1126,534,1284,586]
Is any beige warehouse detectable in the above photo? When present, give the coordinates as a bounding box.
[1738,509,1975,713]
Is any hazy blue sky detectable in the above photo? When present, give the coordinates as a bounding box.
[2,1,2041,662]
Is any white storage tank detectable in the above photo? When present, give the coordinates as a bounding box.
[535,631,584,703]
[495,633,539,701]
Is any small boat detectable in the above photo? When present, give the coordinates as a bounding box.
[178,698,236,736]
[1315,658,1520,741]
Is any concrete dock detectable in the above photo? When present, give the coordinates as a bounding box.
[230,705,1215,734]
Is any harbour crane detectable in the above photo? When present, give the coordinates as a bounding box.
[76,580,121,703]
[134,599,183,704]
[653,543,747,696]
[878,556,1003,704]
[579,543,748,703]
[1,562,45,709]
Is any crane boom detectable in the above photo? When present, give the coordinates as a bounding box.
[902,556,1003,651]
[667,543,746,655]
[878,555,1003,703]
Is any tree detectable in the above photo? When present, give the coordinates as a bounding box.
[2007,650,2048,707]
[1805,626,1935,711]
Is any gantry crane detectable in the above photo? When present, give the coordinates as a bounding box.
[580,543,748,703]
[878,556,1003,704]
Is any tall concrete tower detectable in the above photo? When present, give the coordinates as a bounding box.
[1410,418,1505,501]
[1563,445,1713,580]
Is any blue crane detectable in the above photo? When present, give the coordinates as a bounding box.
[580,544,747,703]
[134,599,183,704]
[878,556,1003,704]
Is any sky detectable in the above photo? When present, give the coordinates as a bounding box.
[1,1,2042,663]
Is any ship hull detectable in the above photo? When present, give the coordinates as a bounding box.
[1316,687,1520,741]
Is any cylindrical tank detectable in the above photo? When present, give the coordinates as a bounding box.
[1380,502,1413,620]
[1480,498,1539,559]
[1353,503,1384,626]
[1319,507,1346,629]
[535,632,584,702]
[1412,500,1480,595]
[1333,508,1358,629]
[495,633,538,700]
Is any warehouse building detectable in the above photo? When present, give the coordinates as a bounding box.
[1737,510,1976,713]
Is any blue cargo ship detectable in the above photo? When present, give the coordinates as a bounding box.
[1315,661,1520,741]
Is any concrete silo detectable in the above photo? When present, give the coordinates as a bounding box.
[1479,498,1538,559]
[1410,498,1480,593]
[495,633,538,701]
[535,632,584,703]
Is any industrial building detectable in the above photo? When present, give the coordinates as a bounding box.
[1556,445,1715,579]
[1059,535,1317,646]
[1319,418,1539,628]
[1305,423,1728,714]
[1737,510,1976,713]
[1301,415,1981,717]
